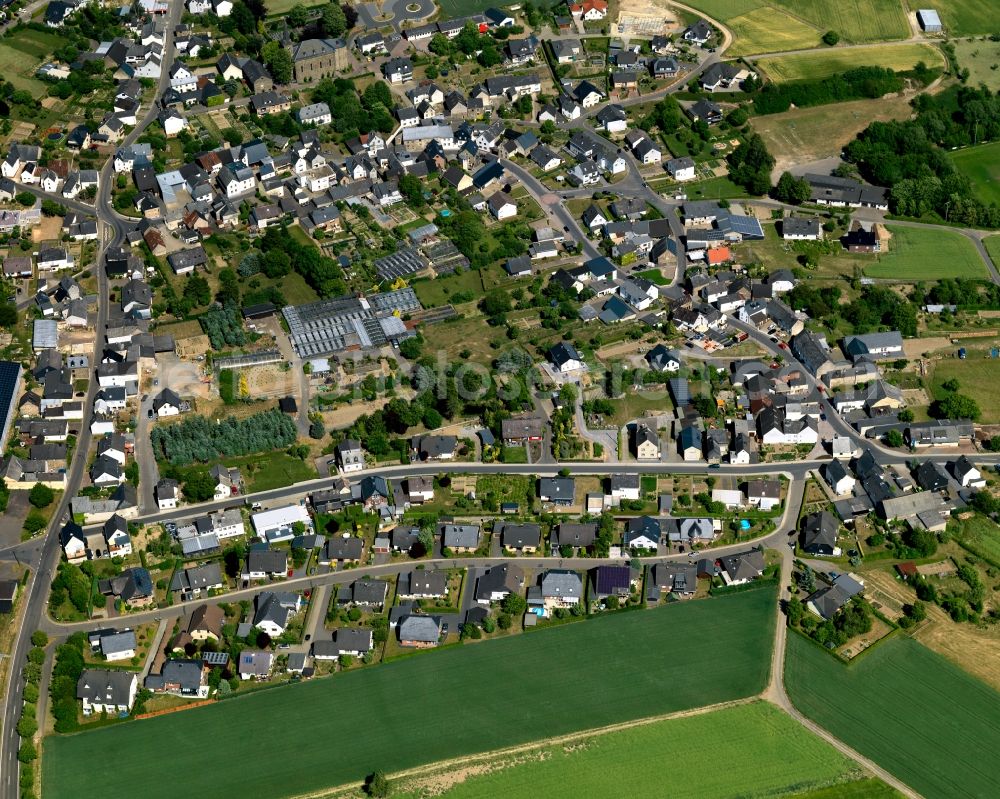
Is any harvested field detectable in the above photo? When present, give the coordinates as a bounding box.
[752,96,914,174]
[728,8,819,56]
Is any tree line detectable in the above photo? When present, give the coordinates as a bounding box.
[753,66,920,115]
[845,85,1000,227]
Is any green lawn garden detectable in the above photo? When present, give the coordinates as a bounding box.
[394,701,871,799]
[44,588,777,799]
[785,633,1000,799]
[950,514,1000,567]
[949,141,1000,206]
[863,225,987,280]
[929,354,1000,423]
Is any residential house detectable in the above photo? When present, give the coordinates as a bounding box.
[498,522,541,553]
[624,516,661,550]
[441,523,480,553]
[635,424,660,460]
[475,563,525,604]
[719,549,765,585]
[539,477,575,505]
[252,591,300,636]
[398,615,441,647]
[238,650,273,680]
[590,565,632,600]
[77,670,138,715]
[801,511,840,556]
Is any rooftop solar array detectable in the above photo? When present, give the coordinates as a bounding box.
[0,361,22,457]
[669,377,690,404]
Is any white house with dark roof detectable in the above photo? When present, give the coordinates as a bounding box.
[77,669,137,715]
[548,341,583,373]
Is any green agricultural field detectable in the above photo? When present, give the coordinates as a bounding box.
[771,0,908,42]
[785,633,1000,799]
[929,355,1000,423]
[789,781,903,799]
[728,7,821,56]
[6,27,66,57]
[0,27,67,93]
[756,42,944,82]
[926,0,998,35]
[986,235,1000,266]
[392,702,869,799]
[949,141,1000,206]
[44,589,777,799]
[863,225,987,280]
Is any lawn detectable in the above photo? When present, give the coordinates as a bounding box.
[785,633,1000,799]
[756,42,944,82]
[266,0,325,14]
[929,354,1000,423]
[949,141,1000,206]
[770,0,908,43]
[0,41,50,94]
[437,0,504,19]
[952,39,1000,92]
[635,267,669,285]
[683,175,751,201]
[217,451,318,492]
[420,314,507,367]
[253,271,319,307]
[44,589,777,799]
[728,7,821,56]
[950,513,1000,567]
[928,0,998,35]
[863,225,987,280]
[412,268,487,308]
[392,702,868,799]
[602,390,672,426]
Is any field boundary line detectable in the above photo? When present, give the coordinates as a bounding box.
[289,696,761,799]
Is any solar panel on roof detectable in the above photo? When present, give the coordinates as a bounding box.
[668,377,690,404]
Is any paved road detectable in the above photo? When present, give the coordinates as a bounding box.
[500,158,602,259]
[44,474,805,636]
[0,0,186,790]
